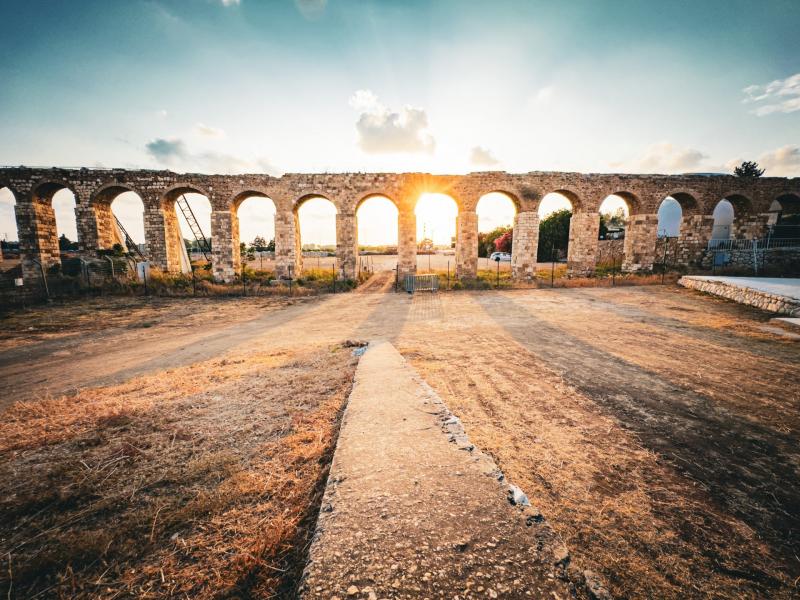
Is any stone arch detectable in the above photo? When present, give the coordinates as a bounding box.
[28,179,80,266]
[293,194,338,274]
[160,183,213,210]
[355,194,399,273]
[771,192,800,238]
[719,192,753,217]
[234,190,278,269]
[31,179,78,205]
[667,191,701,216]
[355,192,400,212]
[476,192,518,268]
[89,183,147,252]
[477,189,523,212]
[606,191,640,215]
[0,185,18,260]
[545,188,581,213]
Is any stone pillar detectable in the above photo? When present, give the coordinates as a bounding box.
[275,208,300,278]
[622,214,659,272]
[397,208,416,279]
[455,210,478,278]
[16,201,60,284]
[567,212,600,275]
[511,211,539,281]
[211,210,240,282]
[80,202,115,251]
[144,202,183,272]
[336,211,357,281]
[675,214,714,267]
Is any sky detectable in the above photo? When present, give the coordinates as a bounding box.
[1,0,798,245]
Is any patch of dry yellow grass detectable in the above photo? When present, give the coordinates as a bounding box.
[0,345,359,598]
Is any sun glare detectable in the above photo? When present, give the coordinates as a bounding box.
[415,193,458,246]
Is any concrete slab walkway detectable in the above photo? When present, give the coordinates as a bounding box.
[679,276,800,315]
[301,341,601,600]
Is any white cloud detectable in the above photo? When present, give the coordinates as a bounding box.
[470,146,499,167]
[219,0,240,6]
[757,145,800,176]
[157,109,168,118]
[742,73,800,116]
[627,142,708,173]
[145,138,278,175]
[294,0,327,19]
[349,89,435,154]
[145,138,188,165]
[534,85,555,103]
[195,122,225,138]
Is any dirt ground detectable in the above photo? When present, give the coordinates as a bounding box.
[1,281,799,598]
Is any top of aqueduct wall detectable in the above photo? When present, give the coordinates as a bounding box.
[0,166,798,216]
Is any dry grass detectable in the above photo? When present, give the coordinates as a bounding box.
[0,344,359,599]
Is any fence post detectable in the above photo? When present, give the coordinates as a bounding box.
[752,239,759,275]
[34,259,50,301]
[496,258,500,288]
[447,261,450,290]
[550,242,556,288]
[611,249,616,287]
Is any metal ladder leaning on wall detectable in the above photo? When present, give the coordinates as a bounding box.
[176,194,212,261]
[114,215,147,262]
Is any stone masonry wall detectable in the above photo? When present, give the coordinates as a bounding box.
[567,212,600,275]
[455,211,478,278]
[622,213,659,271]
[2,166,797,286]
[511,211,539,280]
[211,210,240,282]
[679,276,800,315]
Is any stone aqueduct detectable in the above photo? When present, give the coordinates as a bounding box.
[1,167,798,285]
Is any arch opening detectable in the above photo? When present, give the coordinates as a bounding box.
[237,195,277,273]
[537,192,573,263]
[476,192,517,267]
[415,193,458,272]
[110,192,146,255]
[598,195,630,241]
[0,187,19,266]
[296,196,337,272]
[166,190,212,268]
[657,197,682,238]
[771,193,800,239]
[356,195,398,273]
[51,188,79,255]
[711,199,735,240]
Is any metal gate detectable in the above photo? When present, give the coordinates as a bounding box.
[404,274,439,293]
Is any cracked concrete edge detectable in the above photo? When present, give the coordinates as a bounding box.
[299,340,611,600]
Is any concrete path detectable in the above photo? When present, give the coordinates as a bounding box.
[301,341,600,600]
[682,276,800,300]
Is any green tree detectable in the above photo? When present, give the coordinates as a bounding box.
[252,235,267,250]
[478,225,512,257]
[734,161,764,178]
[537,209,571,262]
[58,234,77,251]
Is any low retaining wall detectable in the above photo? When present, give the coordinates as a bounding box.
[679,276,800,315]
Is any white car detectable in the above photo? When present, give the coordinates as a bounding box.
[489,252,512,262]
